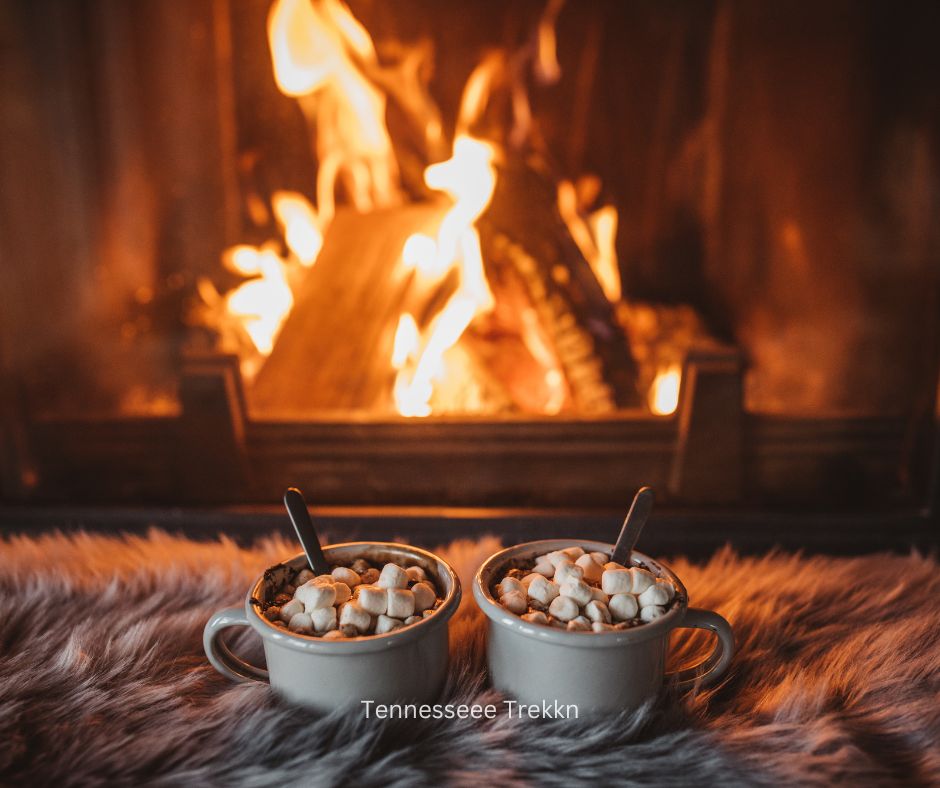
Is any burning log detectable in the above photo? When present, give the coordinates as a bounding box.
[480,157,643,411]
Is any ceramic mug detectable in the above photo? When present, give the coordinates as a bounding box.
[473,539,734,714]
[204,542,461,711]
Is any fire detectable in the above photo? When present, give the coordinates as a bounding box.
[271,191,322,267]
[222,245,294,356]
[391,313,419,371]
[393,136,497,417]
[649,364,681,416]
[557,179,621,302]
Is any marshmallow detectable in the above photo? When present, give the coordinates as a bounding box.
[500,590,528,615]
[601,568,632,595]
[333,582,352,606]
[526,575,560,605]
[288,612,314,634]
[375,614,404,635]
[590,552,609,566]
[314,574,335,586]
[563,546,586,560]
[630,568,656,595]
[575,553,604,583]
[295,582,335,612]
[638,583,671,608]
[609,593,639,621]
[387,588,416,619]
[339,602,371,634]
[378,563,409,589]
[584,600,612,624]
[294,569,315,586]
[521,573,544,588]
[405,566,428,583]
[559,578,593,607]
[521,611,549,625]
[640,605,666,622]
[603,561,627,571]
[554,560,584,585]
[548,595,580,622]
[657,579,676,602]
[592,622,615,632]
[411,581,436,613]
[322,629,345,640]
[357,585,388,616]
[332,567,361,587]
[360,568,380,585]
[310,606,337,633]
[404,615,422,626]
[279,598,304,623]
[545,551,570,568]
[590,586,610,604]
[497,577,526,597]
[567,616,591,632]
[532,559,555,577]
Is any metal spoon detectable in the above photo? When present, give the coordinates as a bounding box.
[610,486,655,566]
[283,487,331,575]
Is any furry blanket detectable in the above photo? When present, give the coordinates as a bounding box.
[1,530,938,787]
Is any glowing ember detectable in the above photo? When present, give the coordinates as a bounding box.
[649,364,681,416]
[272,191,322,267]
[393,136,497,417]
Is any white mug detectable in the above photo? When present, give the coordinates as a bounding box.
[473,539,734,714]
[204,542,461,711]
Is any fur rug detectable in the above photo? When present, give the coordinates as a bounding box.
[1,530,938,787]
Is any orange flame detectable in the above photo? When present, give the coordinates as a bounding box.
[272,191,322,267]
[557,180,621,302]
[393,136,497,417]
[649,364,681,416]
[222,245,294,356]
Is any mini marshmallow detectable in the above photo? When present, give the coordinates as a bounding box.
[657,579,676,602]
[279,598,304,623]
[405,566,427,583]
[521,573,544,588]
[609,593,639,621]
[564,546,586,559]
[629,567,656,594]
[603,561,627,571]
[590,586,610,604]
[357,585,388,616]
[333,581,352,606]
[411,581,436,612]
[497,577,526,597]
[548,595,580,622]
[559,578,593,607]
[404,615,422,626]
[295,582,335,612]
[584,600,612,624]
[314,574,335,585]
[359,568,380,585]
[350,558,371,574]
[310,606,337,633]
[554,560,584,585]
[378,563,409,589]
[567,616,591,632]
[500,590,528,615]
[532,559,555,577]
[322,629,346,640]
[375,614,404,635]
[294,569,315,586]
[288,612,314,634]
[545,550,570,568]
[526,575,560,605]
[387,588,416,619]
[332,567,361,587]
[638,583,671,608]
[601,568,632,595]
[590,552,608,565]
[339,602,371,634]
[574,553,604,583]
[640,605,666,622]
[521,611,549,625]
[592,622,615,632]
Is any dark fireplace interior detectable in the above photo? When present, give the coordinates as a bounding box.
[1,0,938,551]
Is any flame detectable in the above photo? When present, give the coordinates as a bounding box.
[391,313,419,370]
[557,180,621,302]
[393,136,497,417]
[272,191,322,266]
[222,245,294,356]
[649,364,681,416]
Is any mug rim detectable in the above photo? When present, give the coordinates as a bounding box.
[245,541,461,655]
[473,538,688,647]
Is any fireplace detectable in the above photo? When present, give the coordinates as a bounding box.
[1,0,938,529]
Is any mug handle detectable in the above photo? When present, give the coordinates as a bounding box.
[203,606,270,684]
[666,607,734,690]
